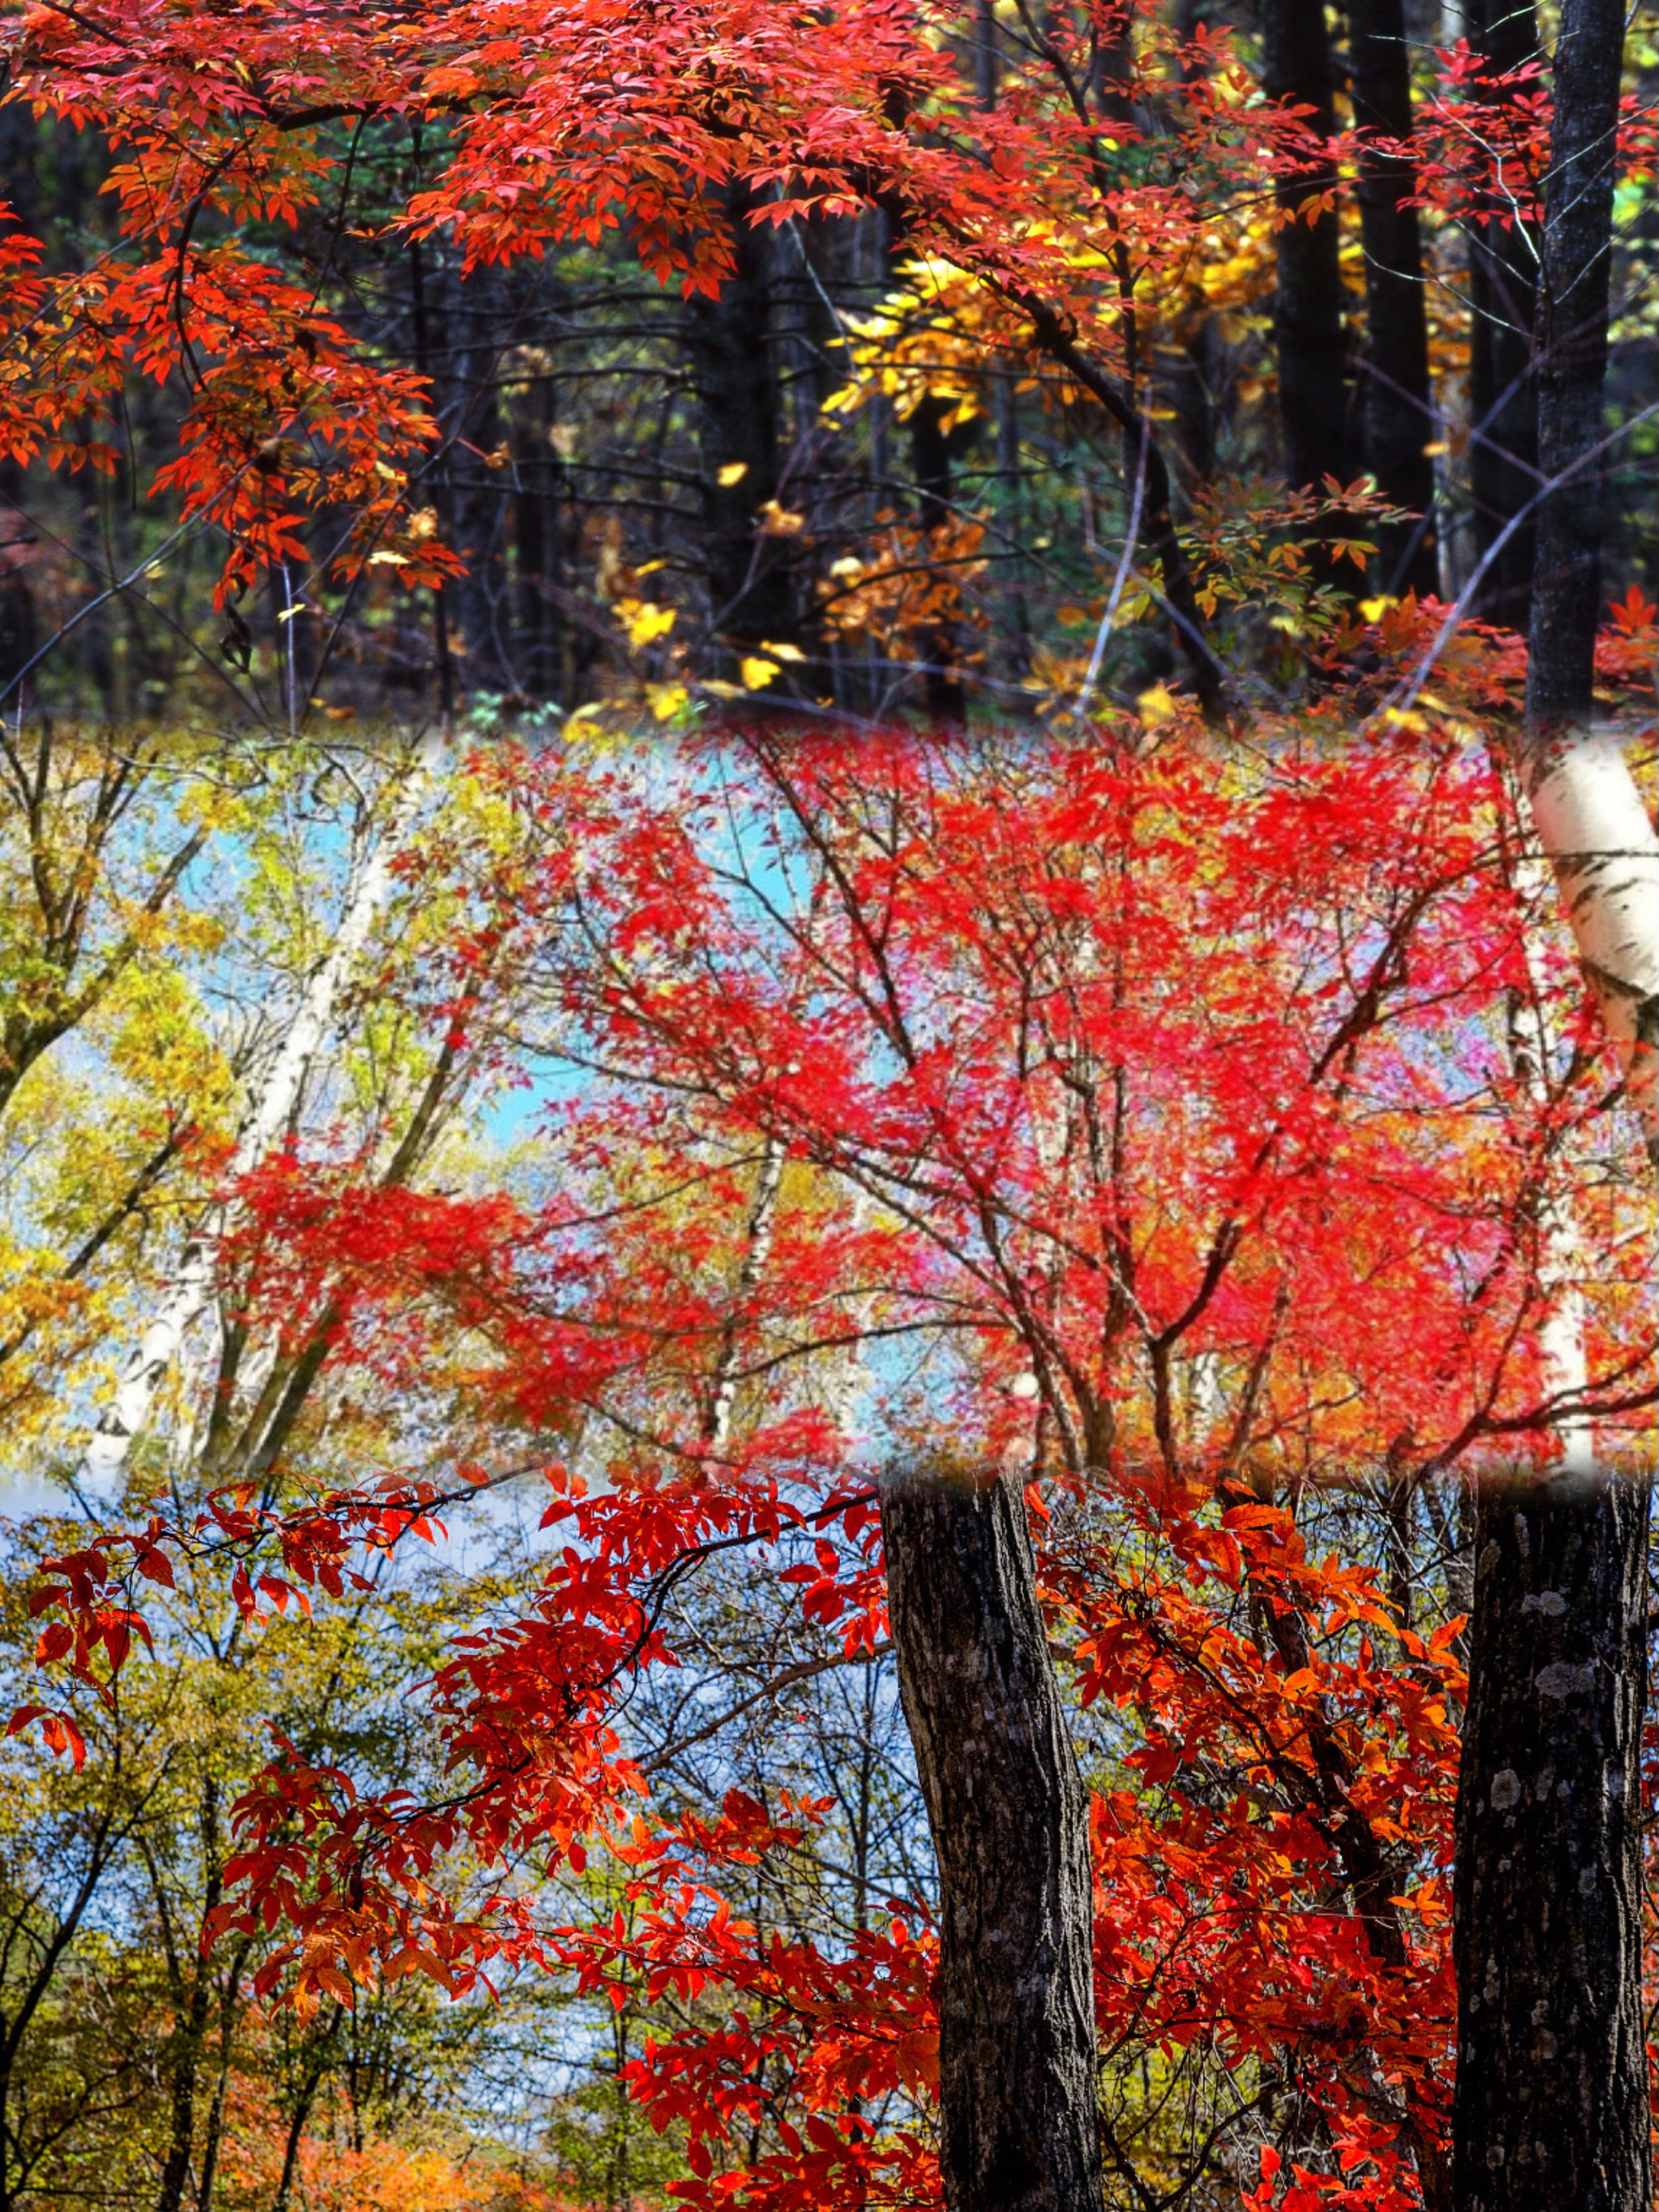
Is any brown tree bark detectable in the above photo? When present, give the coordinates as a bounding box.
[905,389,970,724]
[153,1780,223,2212]
[683,181,796,673]
[1523,0,1625,728]
[881,1465,1105,2212]
[1452,1475,1651,2212]
[1464,0,1540,632]
[407,216,456,723]
[505,286,569,707]
[1346,0,1439,596]
[448,262,510,690]
[1260,0,1356,511]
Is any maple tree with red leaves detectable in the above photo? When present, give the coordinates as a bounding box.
[0,0,1657,2205]
[6,725,1653,2212]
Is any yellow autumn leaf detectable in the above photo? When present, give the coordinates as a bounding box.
[617,598,676,647]
[740,656,781,690]
[759,640,806,662]
[716,461,748,486]
[646,681,690,722]
[1137,684,1179,727]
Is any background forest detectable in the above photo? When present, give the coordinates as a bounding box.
[0,728,1652,2212]
[0,0,1654,729]
[0,0,1657,2208]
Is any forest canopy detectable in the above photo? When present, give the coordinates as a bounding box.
[0,0,1656,2208]
[0,728,1654,2212]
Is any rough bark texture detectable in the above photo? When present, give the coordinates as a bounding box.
[1465,0,1540,631]
[1260,0,1355,508]
[406,224,456,721]
[684,181,795,668]
[1452,1474,1651,2212]
[1523,0,1625,727]
[1347,0,1439,596]
[881,1466,1105,2212]
[447,261,510,689]
[906,390,970,724]
[507,333,569,704]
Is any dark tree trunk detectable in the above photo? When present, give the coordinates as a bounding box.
[448,262,509,690]
[1465,0,1540,631]
[1523,0,1624,727]
[508,362,567,704]
[407,218,455,722]
[156,1778,224,2212]
[974,0,1000,109]
[1347,0,1439,596]
[1166,319,1221,497]
[683,181,795,672]
[907,391,969,724]
[193,1949,249,2212]
[0,459,38,705]
[881,1466,1105,2212]
[155,1987,209,2212]
[1164,0,1222,515]
[993,370,1032,679]
[1260,0,1356,510]
[1452,1474,1651,2212]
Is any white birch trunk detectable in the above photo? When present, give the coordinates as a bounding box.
[823,1180,876,1445]
[1505,825,1596,1475]
[704,1136,786,1453]
[1518,734,1659,1165]
[81,738,444,1482]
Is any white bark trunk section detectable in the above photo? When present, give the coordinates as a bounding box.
[823,1179,878,1447]
[81,739,444,1482]
[704,1137,786,1453]
[1519,734,1659,1163]
[1506,831,1595,1476]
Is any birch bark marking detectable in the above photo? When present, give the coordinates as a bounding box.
[881,1463,1105,2212]
[1518,739,1659,1165]
[1500,809,1594,1468]
[79,738,444,1483]
[1511,0,1657,1164]
[703,1135,786,1452]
